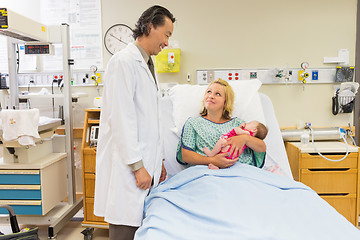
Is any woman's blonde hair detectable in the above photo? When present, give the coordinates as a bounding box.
[200,79,234,120]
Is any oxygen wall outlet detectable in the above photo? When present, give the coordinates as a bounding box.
[298,70,304,81]
[298,70,309,82]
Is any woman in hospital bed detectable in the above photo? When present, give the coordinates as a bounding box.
[134,79,360,240]
[176,79,266,169]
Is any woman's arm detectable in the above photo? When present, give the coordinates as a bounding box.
[223,134,266,157]
[243,135,266,152]
[182,148,238,169]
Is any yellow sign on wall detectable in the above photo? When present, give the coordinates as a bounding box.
[155,48,180,73]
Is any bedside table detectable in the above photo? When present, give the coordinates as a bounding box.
[285,141,360,226]
[81,109,108,229]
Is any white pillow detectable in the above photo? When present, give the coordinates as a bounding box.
[169,79,265,137]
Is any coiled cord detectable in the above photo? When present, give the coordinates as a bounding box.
[308,125,349,162]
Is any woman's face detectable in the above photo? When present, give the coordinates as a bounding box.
[204,83,226,113]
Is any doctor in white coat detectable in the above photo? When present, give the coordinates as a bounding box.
[94,5,175,240]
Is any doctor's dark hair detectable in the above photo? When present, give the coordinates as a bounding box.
[133,5,176,39]
[200,79,234,120]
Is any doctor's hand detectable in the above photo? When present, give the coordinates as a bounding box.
[210,152,238,169]
[133,167,152,190]
[159,163,167,183]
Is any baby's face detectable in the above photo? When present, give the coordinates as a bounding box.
[244,121,258,131]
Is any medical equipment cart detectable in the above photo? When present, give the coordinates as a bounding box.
[285,141,360,226]
[81,109,108,229]
[0,11,83,238]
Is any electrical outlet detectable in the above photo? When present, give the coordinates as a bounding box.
[197,71,208,85]
[250,72,257,79]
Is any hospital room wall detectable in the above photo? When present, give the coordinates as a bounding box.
[0,0,42,21]
[0,0,356,129]
[101,0,357,128]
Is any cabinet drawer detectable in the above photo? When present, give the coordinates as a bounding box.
[321,194,357,225]
[0,200,42,215]
[85,198,105,222]
[84,173,95,198]
[0,185,41,200]
[0,170,40,185]
[83,148,96,173]
[301,169,357,194]
[300,152,358,169]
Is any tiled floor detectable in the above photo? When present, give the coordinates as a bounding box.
[38,221,109,240]
[1,220,359,239]
[0,220,109,240]
[0,208,109,240]
[30,222,360,239]
[1,211,359,239]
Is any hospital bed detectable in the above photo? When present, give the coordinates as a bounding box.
[135,80,360,240]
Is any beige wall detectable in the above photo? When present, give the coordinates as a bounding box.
[1,0,357,128]
[101,0,357,128]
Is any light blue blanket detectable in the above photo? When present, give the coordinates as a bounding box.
[135,163,360,240]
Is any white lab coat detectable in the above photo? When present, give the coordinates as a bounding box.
[93,43,163,226]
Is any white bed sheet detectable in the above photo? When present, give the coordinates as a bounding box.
[161,92,293,179]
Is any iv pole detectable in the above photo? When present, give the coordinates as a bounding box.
[6,37,18,109]
[47,23,83,239]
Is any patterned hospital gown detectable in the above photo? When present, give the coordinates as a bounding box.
[176,117,265,167]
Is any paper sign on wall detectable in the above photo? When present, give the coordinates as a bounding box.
[168,52,175,63]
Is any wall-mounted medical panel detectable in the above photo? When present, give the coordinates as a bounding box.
[197,68,338,85]
[16,70,105,88]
